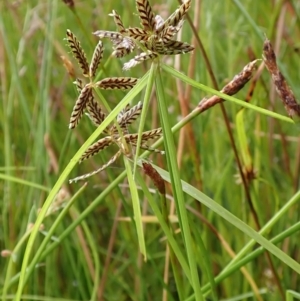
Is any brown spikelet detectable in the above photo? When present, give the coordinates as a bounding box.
[70,150,122,183]
[89,41,103,78]
[112,38,136,58]
[117,101,143,128]
[73,78,83,93]
[221,60,259,96]
[163,41,194,53]
[142,162,165,194]
[197,60,259,110]
[93,30,123,41]
[159,27,177,43]
[123,52,158,70]
[140,128,163,142]
[66,30,89,77]
[127,27,149,42]
[69,86,92,129]
[61,55,76,79]
[96,77,138,90]
[80,137,113,162]
[124,128,162,144]
[118,104,131,117]
[158,0,191,33]
[263,38,300,118]
[86,97,107,127]
[136,0,156,31]
[109,10,127,34]
[145,41,164,52]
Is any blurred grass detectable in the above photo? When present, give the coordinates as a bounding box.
[0,0,300,300]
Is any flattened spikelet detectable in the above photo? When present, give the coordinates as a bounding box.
[118,104,131,116]
[70,150,122,183]
[117,101,143,128]
[159,26,180,43]
[158,0,191,33]
[80,137,113,162]
[127,27,149,42]
[86,97,107,127]
[123,128,162,144]
[73,78,84,93]
[123,52,158,70]
[66,30,89,77]
[161,41,194,54]
[96,77,138,89]
[112,38,135,58]
[109,10,127,34]
[89,41,103,78]
[140,128,163,141]
[93,30,123,41]
[136,0,156,31]
[69,86,91,129]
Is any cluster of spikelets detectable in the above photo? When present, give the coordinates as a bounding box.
[66,0,193,182]
[94,0,194,70]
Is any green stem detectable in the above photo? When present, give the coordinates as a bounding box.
[133,62,157,176]
[155,63,204,301]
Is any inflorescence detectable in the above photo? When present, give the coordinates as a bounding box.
[66,0,193,182]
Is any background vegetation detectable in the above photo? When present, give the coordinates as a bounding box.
[0,0,300,300]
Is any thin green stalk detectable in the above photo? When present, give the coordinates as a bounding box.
[158,173,185,300]
[124,158,147,259]
[155,63,204,301]
[191,219,218,301]
[80,216,101,301]
[133,62,157,176]
[0,174,50,193]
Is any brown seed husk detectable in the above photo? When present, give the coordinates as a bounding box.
[263,38,300,118]
[66,30,89,77]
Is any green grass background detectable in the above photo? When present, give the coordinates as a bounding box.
[0,0,300,300]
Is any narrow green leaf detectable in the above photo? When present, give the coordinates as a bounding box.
[151,164,300,274]
[162,64,294,124]
[124,158,147,259]
[155,65,204,301]
[133,62,157,176]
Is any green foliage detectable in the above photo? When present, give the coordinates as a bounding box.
[1,0,300,300]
